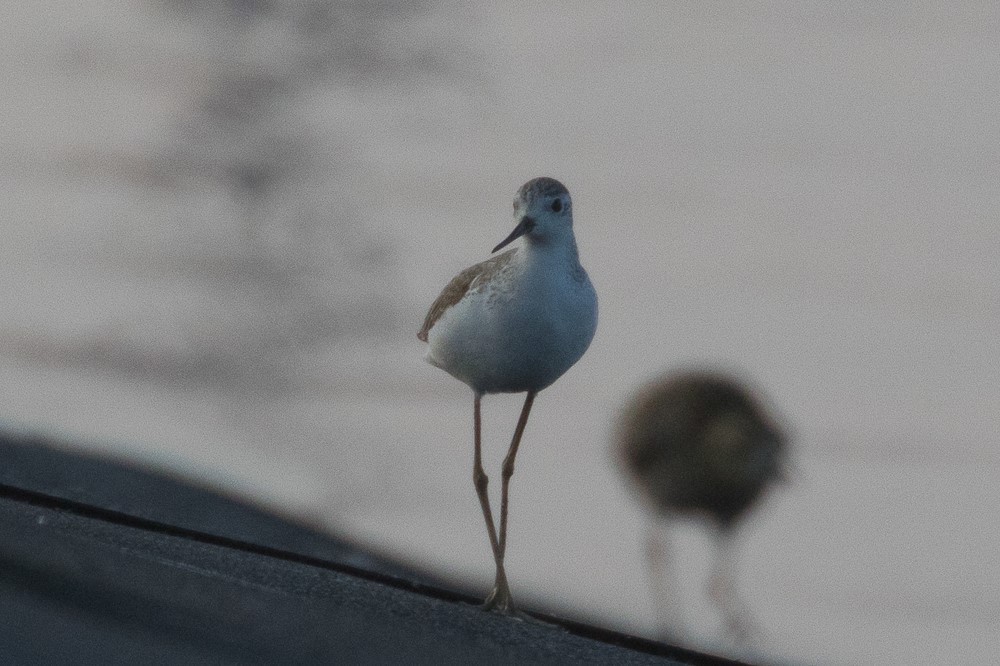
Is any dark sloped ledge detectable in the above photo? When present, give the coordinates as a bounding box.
[0,430,425,580]
[0,432,755,665]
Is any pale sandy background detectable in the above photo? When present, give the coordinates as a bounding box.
[2,2,999,664]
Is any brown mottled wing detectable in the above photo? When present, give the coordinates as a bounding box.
[417,249,516,342]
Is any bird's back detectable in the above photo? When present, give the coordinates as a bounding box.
[615,372,785,528]
[418,250,517,343]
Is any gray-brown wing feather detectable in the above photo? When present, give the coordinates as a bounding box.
[417,249,516,342]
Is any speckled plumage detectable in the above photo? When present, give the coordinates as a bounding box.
[417,249,518,343]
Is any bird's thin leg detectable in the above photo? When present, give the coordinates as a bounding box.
[472,393,510,611]
[498,391,536,560]
[482,391,536,613]
[707,526,759,646]
[646,519,686,643]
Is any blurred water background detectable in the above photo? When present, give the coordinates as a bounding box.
[2,1,999,663]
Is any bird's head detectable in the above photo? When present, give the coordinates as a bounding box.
[492,177,573,253]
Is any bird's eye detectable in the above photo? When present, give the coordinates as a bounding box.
[550,198,563,213]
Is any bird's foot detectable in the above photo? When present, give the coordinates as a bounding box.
[708,573,761,647]
[482,583,516,614]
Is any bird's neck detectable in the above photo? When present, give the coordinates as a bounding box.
[524,228,581,267]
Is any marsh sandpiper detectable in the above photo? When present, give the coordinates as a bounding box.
[418,177,598,613]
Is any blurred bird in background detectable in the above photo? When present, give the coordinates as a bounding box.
[614,370,787,645]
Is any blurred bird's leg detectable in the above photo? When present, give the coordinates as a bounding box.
[707,527,760,647]
[646,519,686,643]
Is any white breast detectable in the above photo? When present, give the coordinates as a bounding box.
[426,248,597,394]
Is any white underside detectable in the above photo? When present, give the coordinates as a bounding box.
[425,248,597,394]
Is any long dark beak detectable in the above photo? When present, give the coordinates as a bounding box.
[491,216,534,253]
